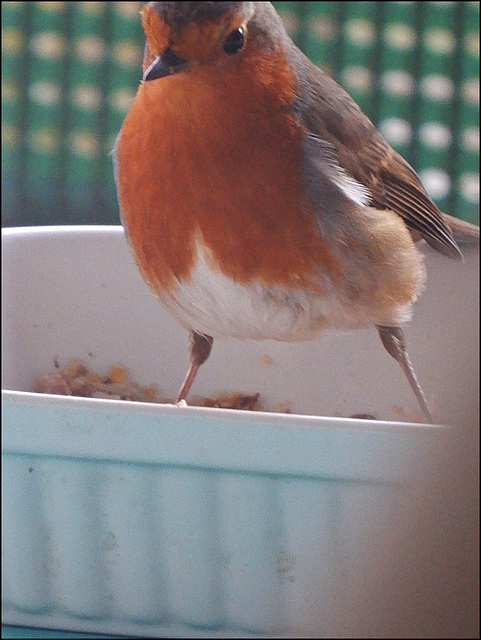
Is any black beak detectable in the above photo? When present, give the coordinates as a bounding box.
[143,49,188,81]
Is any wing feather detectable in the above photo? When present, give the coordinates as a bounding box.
[293,50,462,260]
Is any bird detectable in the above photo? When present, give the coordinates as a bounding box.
[114,1,479,423]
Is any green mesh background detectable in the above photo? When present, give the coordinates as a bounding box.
[2,1,479,227]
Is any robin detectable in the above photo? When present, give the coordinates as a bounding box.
[114,1,479,423]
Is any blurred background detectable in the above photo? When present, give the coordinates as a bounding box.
[1,1,479,228]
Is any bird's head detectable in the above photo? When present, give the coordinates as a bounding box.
[140,1,289,81]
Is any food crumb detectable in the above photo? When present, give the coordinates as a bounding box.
[33,359,266,411]
[391,404,406,420]
[274,400,292,414]
[65,359,87,379]
[34,359,160,403]
[106,365,127,384]
[34,372,72,396]
[259,354,274,369]
[200,391,261,411]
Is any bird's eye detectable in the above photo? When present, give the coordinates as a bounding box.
[223,26,245,54]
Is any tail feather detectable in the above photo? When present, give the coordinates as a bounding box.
[442,213,479,244]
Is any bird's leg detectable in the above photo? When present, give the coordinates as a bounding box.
[176,331,213,403]
[376,325,434,424]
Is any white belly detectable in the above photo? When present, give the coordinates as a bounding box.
[156,241,418,341]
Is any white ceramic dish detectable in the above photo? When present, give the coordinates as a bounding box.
[2,226,479,637]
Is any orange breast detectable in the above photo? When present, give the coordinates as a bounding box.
[116,48,337,294]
